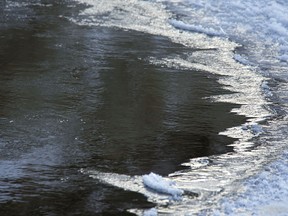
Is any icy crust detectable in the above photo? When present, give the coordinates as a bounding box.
[209,151,288,216]
[205,114,288,215]
[149,49,272,123]
[71,0,238,50]
[82,133,288,215]
[167,0,288,65]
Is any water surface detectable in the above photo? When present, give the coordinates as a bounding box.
[0,1,249,215]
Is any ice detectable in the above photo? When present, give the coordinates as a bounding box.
[143,208,157,216]
[85,170,185,206]
[169,19,223,36]
[261,81,273,97]
[142,172,183,200]
[261,81,270,91]
[182,0,288,64]
[73,0,288,214]
[234,54,253,66]
[250,124,263,135]
[268,20,288,37]
[280,45,288,52]
[211,151,288,215]
[241,123,263,136]
[74,0,288,67]
[278,54,288,62]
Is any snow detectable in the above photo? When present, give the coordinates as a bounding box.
[234,54,253,66]
[169,19,223,36]
[212,152,288,215]
[142,172,183,200]
[241,123,263,135]
[143,208,157,216]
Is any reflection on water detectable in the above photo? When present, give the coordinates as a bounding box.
[0,1,246,215]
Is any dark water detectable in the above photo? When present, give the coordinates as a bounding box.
[0,1,247,215]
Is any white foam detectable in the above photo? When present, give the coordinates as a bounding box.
[142,172,183,200]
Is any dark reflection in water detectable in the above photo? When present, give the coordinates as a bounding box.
[0,1,246,215]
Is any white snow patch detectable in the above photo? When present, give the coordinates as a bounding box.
[143,208,157,216]
[142,172,183,200]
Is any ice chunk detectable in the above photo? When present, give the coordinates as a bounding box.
[143,208,157,216]
[142,172,183,200]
